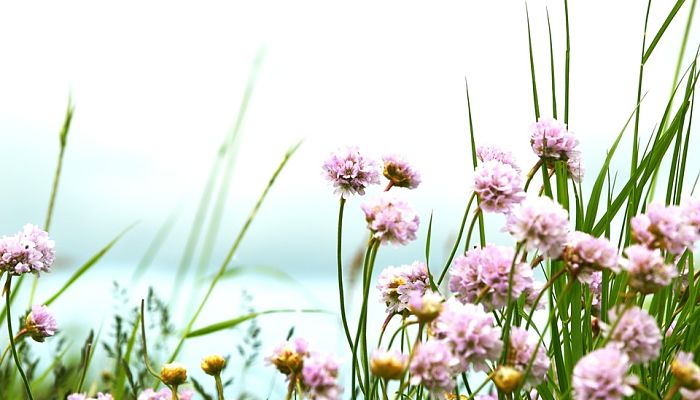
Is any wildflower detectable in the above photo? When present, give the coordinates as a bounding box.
[409,339,459,394]
[572,346,638,400]
[408,290,443,322]
[567,155,585,182]
[67,394,113,400]
[506,196,570,258]
[377,261,429,314]
[631,202,697,255]
[382,154,421,189]
[24,304,57,342]
[682,196,700,234]
[507,327,550,387]
[493,365,523,393]
[671,352,700,390]
[160,362,187,386]
[477,145,520,172]
[370,348,406,380]
[432,298,503,372]
[474,160,525,213]
[621,245,676,294]
[301,353,342,400]
[362,196,419,245]
[563,232,619,283]
[602,306,661,364]
[0,224,55,275]
[530,117,578,160]
[588,271,603,309]
[322,146,380,198]
[449,245,533,310]
[523,280,546,311]
[137,388,194,400]
[201,354,226,376]
[265,338,309,375]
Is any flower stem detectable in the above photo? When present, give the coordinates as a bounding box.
[663,382,680,400]
[464,206,483,253]
[335,198,355,355]
[214,374,225,400]
[5,275,34,400]
[0,329,27,366]
[437,193,477,285]
[170,385,179,400]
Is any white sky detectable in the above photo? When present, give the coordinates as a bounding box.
[0,0,697,274]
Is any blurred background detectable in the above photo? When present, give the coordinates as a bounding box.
[0,0,699,396]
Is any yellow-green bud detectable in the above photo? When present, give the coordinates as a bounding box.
[493,365,523,394]
[370,350,406,380]
[672,355,700,390]
[201,354,226,376]
[160,362,187,386]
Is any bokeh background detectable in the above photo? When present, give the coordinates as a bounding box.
[0,0,698,396]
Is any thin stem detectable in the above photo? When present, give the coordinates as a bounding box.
[524,160,543,192]
[0,329,27,366]
[336,198,354,352]
[5,275,34,400]
[463,207,483,253]
[524,268,567,329]
[437,193,477,285]
[140,299,162,381]
[170,385,179,400]
[214,374,225,400]
[663,382,680,400]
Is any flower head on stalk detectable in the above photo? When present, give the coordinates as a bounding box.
[407,290,443,322]
[377,261,429,314]
[301,353,342,400]
[477,145,520,172]
[362,196,419,245]
[562,232,619,283]
[620,245,676,294]
[382,154,421,189]
[530,117,578,160]
[572,346,638,400]
[432,298,503,372]
[473,160,526,213]
[449,245,533,310]
[602,306,661,364]
[0,224,55,275]
[370,348,407,381]
[25,305,57,342]
[631,202,697,255]
[671,351,700,390]
[408,339,459,394]
[322,146,380,198]
[506,196,570,258]
[265,338,309,376]
[507,326,550,387]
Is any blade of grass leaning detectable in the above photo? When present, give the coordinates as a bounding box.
[643,0,688,63]
[675,85,696,203]
[167,141,302,363]
[42,223,136,307]
[665,61,695,205]
[132,209,179,282]
[30,342,72,391]
[546,7,558,119]
[194,49,265,281]
[563,0,570,123]
[425,211,438,291]
[525,3,541,120]
[187,309,330,338]
[113,315,140,400]
[465,78,485,247]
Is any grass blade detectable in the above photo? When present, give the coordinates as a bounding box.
[187,309,329,338]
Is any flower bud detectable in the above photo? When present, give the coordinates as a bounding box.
[370,349,406,380]
[160,362,187,386]
[672,352,700,390]
[24,305,58,343]
[493,365,523,394]
[201,354,226,376]
[408,291,443,323]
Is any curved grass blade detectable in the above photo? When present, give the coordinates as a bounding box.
[643,0,688,63]
[187,309,329,338]
[132,210,179,282]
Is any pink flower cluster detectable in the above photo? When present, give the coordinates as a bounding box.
[564,232,619,283]
[377,261,429,314]
[603,306,661,364]
[508,327,550,387]
[530,117,583,181]
[449,245,533,310]
[362,196,419,245]
[383,154,421,189]
[477,144,520,172]
[0,224,55,275]
[25,305,58,342]
[572,346,638,400]
[620,245,675,294]
[506,196,570,258]
[474,160,526,213]
[631,201,698,255]
[322,146,380,198]
[137,388,194,400]
[409,339,459,394]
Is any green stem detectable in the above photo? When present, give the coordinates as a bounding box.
[171,385,179,400]
[464,207,483,253]
[437,193,477,285]
[167,143,300,364]
[214,374,225,400]
[336,197,354,353]
[5,275,34,400]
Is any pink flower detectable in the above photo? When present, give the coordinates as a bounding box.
[631,202,697,255]
[506,196,570,258]
[602,306,661,364]
[409,339,459,394]
[25,305,58,342]
[382,154,421,189]
[0,224,55,275]
[361,196,419,245]
[474,160,526,213]
[377,261,429,314]
[508,326,550,387]
[621,245,676,294]
[530,117,578,160]
[302,353,342,400]
[322,146,380,198]
[477,145,520,172]
[564,232,619,283]
[573,346,638,400]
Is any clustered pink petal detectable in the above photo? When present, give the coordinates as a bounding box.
[631,202,698,255]
[572,346,638,400]
[567,155,585,182]
[477,145,520,172]
[265,337,310,375]
[523,280,546,311]
[137,388,194,400]
[621,245,676,294]
[564,232,619,283]
[322,146,380,198]
[361,196,419,245]
[682,196,700,233]
[302,353,342,400]
[508,326,550,387]
[474,160,526,213]
[432,298,503,372]
[377,261,429,314]
[25,304,58,342]
[530,117,578,160]
[408,339,459,394]
[449,245,533,310]
[603,306,661,364]
[588,271,603,308]
[382,154,421,189]
[0,224,55,275]
[506,196,570,258]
